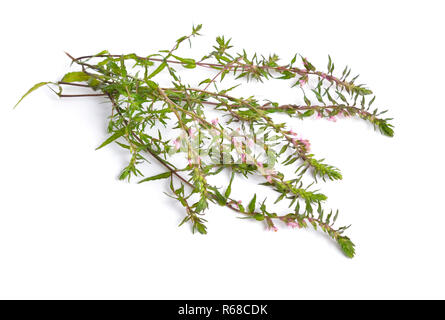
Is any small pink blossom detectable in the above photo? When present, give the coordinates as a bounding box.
[232,139,241,148]
[299,79,307,86]
[288,221,299,229]
[232,200,242,210]
[257,161,263,168]
[320,73,328,80]
[291,138,298,145]
[241,153,246,162]
[247,138,254,148]
[269,226,278,232]
[328,116,337,122]
[299,139,311,151]
[288,129,298,136]
[188,158,193,166]
[211,118,219,126]
[188,127,196,138]
[173,138,180,150]
[316,111,323,119]
[266,175,273,183]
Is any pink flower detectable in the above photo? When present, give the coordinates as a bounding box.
[299,79,307,86]
[320,73,328,80]
[247,138,254,148]
[188,158,193,166]
[328,116,337,122]
[211,118,219,126]
[269,226,278,232]
[241,153,246,162]
[299,139,311,151]
[257,161,263,168]
[266,175,273,183]
[233,200,242,210]
[288,221,299,229]
[316,111,323,119]
[291,138,298,145]
[173,138,180,150]
[188,127,196,138]
[288,129,298,136]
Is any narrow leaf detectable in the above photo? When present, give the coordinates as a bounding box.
[14,82,51,108]
[96,128,126,150]
[138,172,171,183]
[148,61,167,79]
[248,194,257,213]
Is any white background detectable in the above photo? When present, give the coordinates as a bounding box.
[1,0,444,299]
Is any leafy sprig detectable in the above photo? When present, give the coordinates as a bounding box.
[15,24,393,258]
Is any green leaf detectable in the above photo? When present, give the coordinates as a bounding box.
[95,128,126,150]
[379,122,394,137]
[253,213,264,221]
[337,236,355,258]
[277,70,295,80]
[14,82,51,108]
[145,79,159,90]
[199,79,212,86]
[224,172,235,199]
[172,55,196,68]
[195,197,208,213]
[248,194,257,213]
[212,188,227,205]
[195,222,207,235]
[336,91,348,103]
[138,171,171,183]
[148,61,167,79]
[61,71,90,83]
[301,57,316,71]
[302,109,315,117]
[311,89,324,103]
[94,50,109,57]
